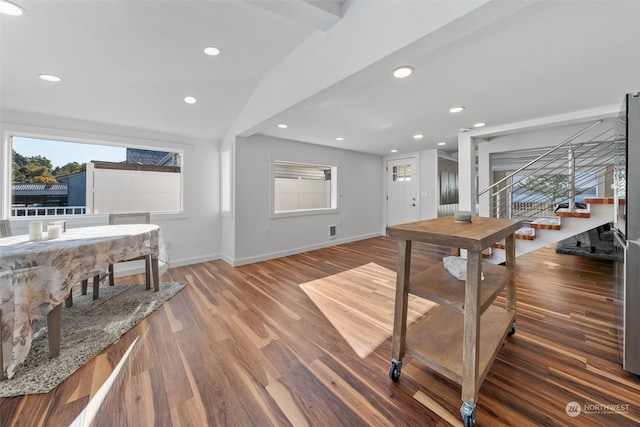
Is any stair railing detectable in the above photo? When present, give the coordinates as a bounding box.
[479,120,603,200]
[502,133,615,220]
[478,119,617,222]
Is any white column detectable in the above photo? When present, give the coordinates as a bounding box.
[458,133,476,215]
[477,139,491,217]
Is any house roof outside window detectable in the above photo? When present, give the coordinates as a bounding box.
[126,148,176,166]
[12,182,68,196]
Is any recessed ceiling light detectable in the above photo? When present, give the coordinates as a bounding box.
[473,122,486,128]
[393,66,414,79]
[413,134,424,139]
[449,106,465,113]
[391,149,398,153]
[460,127,471,132]
[38,74,61,82]
[277,124,288,129]
[184,96,197,104]
[204,46,220,56]
[438,141,446,146]
[0,1,24,16]
[336,137,344,141]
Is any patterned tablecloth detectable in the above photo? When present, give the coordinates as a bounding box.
[0,224,168,379]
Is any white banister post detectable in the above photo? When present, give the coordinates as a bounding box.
[568,145,576,211]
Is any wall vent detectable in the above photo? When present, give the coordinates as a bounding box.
[328,224,337,239]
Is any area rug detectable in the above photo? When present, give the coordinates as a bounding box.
[0,281,186,397]
[300,263,437,359]
[555,232,621,261]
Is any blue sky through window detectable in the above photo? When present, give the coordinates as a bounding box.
[12,137,126,167]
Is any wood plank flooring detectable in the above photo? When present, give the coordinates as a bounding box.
[1,237,639,426]
[299,262,437,359]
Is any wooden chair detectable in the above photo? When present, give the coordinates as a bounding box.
[108,212,152,289]
[0,219,12,238]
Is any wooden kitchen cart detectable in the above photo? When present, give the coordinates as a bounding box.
[386,216,522,427]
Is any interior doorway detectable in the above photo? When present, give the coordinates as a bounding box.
[387,158,419,226]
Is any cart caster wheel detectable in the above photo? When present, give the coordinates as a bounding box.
[463,414,475,427]
[508,323,516,337]
[389,359,402,382]
[460,402,476,427]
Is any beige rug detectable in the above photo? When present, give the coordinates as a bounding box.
[0,281,185,397]
[300,263,436,359]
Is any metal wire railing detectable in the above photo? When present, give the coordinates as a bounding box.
[480,121,616,222]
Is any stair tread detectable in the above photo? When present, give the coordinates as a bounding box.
[584,197,614,205]
[530,217,562,230]
[515,227,535,240]
[555,208,590,218]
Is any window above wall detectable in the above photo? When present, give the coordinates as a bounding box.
[272,161,338,218]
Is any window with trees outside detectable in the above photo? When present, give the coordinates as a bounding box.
[9,136,183,217]
[273,161,338,216]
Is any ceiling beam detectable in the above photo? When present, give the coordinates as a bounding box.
[243,0,343,31]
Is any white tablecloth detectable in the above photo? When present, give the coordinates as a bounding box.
[0,224,167,379]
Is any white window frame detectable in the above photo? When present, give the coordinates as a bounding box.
[270,160,339,219]
[1,123,190,221]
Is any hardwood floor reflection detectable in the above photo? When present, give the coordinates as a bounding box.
[1,237,638,426]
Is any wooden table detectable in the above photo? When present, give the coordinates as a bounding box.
[386,216,521,427]
[0,224,166,380]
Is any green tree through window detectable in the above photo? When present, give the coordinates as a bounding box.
[12,149,86,183]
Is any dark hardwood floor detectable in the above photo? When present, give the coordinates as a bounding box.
[1,237,639,426]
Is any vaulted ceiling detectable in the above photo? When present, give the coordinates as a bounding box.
[2,0,639,156]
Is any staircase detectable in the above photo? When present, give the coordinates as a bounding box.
[483,197,614,264]
[478,120,619,264]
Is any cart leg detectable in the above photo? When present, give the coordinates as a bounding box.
[460,402,476,427]
[389,359,402,382]
[390,240,411,370]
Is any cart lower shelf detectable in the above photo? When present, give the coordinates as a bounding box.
[404,304,514,385]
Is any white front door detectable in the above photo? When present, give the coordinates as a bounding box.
[387,158,419,226]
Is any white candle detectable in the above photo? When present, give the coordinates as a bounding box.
[29,221,43,241]
[49,220,66,232]
[47,224,62,239]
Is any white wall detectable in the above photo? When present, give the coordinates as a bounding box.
[233,134,383,265]
[419,150,437,219]
[1,110,221,270]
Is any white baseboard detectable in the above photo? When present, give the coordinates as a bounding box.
[112,253,221,278]
[229,232,383,267]
[115,232,383,276]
